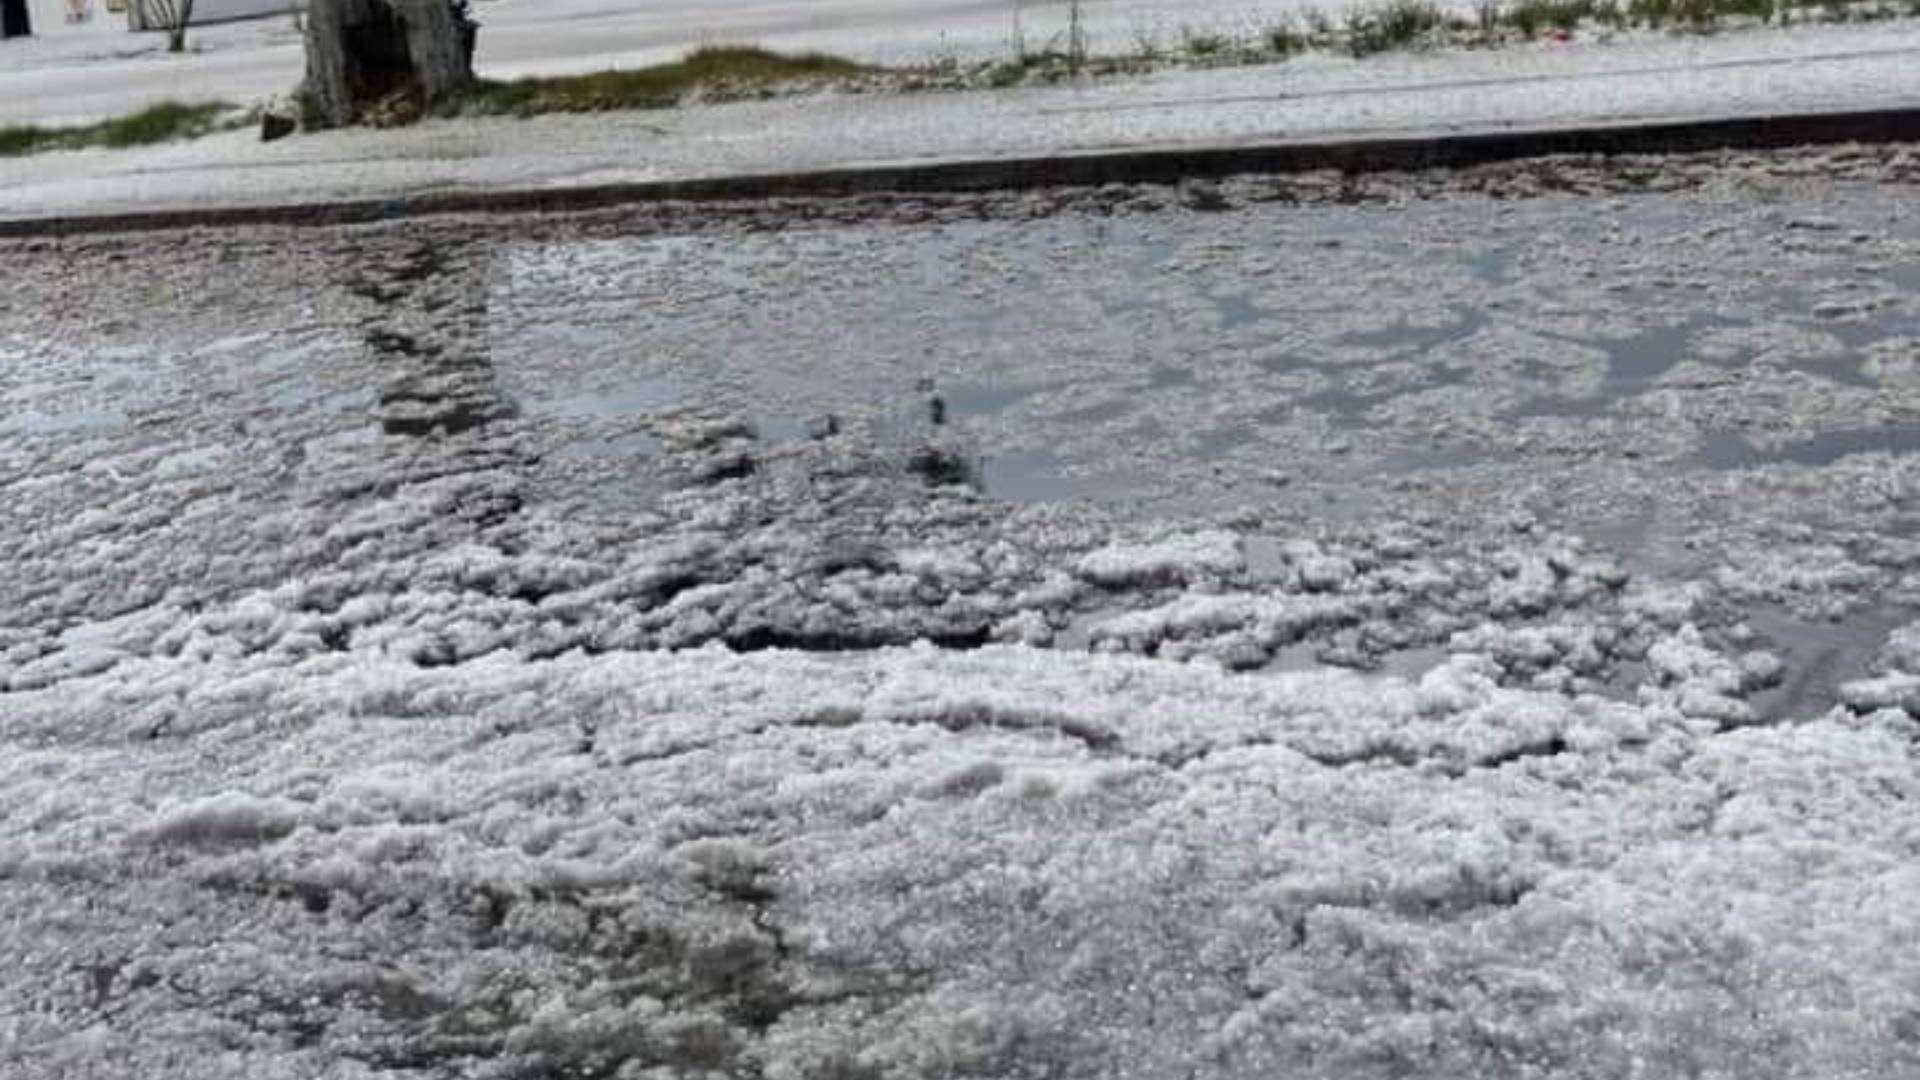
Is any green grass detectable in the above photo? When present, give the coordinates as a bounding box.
[1507,0,1601,33]
[1179,27,1234,56]
[0,101,228,158]
[451,46,865,116]
[976,0,1908,88]
[1264,21,1310,55]
[1345,0,1446,55]
[1154,0,1900,67]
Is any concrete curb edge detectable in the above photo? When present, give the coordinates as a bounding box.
[4,104,1917,237]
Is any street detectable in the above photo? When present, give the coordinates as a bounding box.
[6,144,1920,1076]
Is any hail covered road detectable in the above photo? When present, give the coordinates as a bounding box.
[8,145,1920,1078]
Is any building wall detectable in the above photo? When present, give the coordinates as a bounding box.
[126,0,296,28]
[25,0,127,33]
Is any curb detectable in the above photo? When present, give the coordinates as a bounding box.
[4,105,1919,237]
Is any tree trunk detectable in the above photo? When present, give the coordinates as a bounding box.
[397,0,471,100]
[302,0,475,128]
[166,0,191,51]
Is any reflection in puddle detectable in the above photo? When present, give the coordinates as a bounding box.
[943,382,1033,418]
[1337,305,1489,353]
[1196,425,1254,459]
[1256,352,1311,377]
[980,450,1119,502]
[754,415,814,446]
[529,378,682,419]
[1745,605,1914,720]
[1375,440,1495,474]
[1461,247,1516,286]
[1701,425,1920,470]
[1057,399,1132,425]
[379,392,509,438]
[1883,261,1920,293]
[488,203,1920,517]
[1242,535,1287,581]
[1213,293,1265,329]
[1296,362,1473,427]
[1149,366,1195,389]
[1506,392,1615,420]
[0,344,171,437]
[1601,320,1720,386]
[552,430,665,461]
[1519,312,1883,418]
[1295,387,1381,426]
[1,403,131,436]
[1266,641,1452,680]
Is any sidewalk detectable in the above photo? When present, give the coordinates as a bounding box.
[3,19,1919,222]
[0,0,1382,127]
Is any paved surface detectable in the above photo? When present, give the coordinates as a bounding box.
[9,148,1920,1079]
[4,20,1920,222]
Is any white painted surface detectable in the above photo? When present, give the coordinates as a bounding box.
[21,0,125,36]
[126,0,299,30]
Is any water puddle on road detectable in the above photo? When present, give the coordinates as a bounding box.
[1597,318,1730,387]
[1462,246,1518,286]
[0,342,172,438]
[550,430,665,461]
[943,382,1036,418]
[1743,605,1916,721]
[1699,425,1920,470]
[1265,642,1454,682]
[531,378,682,420]
[484,200,1920,514]
[977,450,1129,502]
[1210,292,1269,330]
[1335,305,1490,354]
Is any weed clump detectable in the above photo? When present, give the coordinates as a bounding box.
[906,445,980,490]
[0,101,228,157]
[1180,28,1234,57]
[1508,0,1599,33]
[1345,0,1446,55]
[1264,22,1310,54]
[452,46,865,117]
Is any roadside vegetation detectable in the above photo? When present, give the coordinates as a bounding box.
[6,0,1920,156]
[982,0,1920,79]
[444,46,866,118]
[0,101,230,158]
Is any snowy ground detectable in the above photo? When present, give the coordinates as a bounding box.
[2,0,1920,132]
[3,0,1348,126]
[9,147,1920,1077]
[5,17,1920,222]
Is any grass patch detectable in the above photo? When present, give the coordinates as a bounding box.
[1629,0,1731,25]
[452,46,865,116]
[1345,0,1446,55]
[0,101,228,157]
[1508,0,1601,33]
[1179,27,1234,57]
[985,50,1072,87]
[1265,21,1311,55]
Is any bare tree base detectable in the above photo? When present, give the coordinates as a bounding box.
[303,0,476,129]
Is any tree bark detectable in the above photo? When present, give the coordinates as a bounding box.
[302,0,475,128]
[165,0,191,51]
[396,0,471,99]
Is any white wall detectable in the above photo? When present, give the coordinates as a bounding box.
[189,0,298,23]
[24,0,127,34]
[125,0,296,30]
